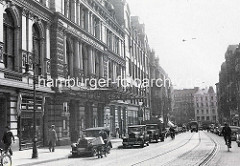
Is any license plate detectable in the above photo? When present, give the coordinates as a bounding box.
[78,148,86,151]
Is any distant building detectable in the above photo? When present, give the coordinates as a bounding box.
[173,88,197,125]
[150,51,172,126]
[218,44,240,126]
[194,87,218,124]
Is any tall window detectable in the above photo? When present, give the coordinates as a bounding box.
[107,30,112,50]
[66,41,71,76]
[95,53,100,77]
[81,7,88,31]
[32,24,41,75]
[64,0,69,17]
[3,10,15,70]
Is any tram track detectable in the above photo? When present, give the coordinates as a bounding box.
[131,131,219,166]
[161,131,202,166]
[130,132,197,166]
[198,132,219,166]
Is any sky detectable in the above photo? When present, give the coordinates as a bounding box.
[126,0,240,90]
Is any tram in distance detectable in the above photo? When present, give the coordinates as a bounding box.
[188,121,199,132]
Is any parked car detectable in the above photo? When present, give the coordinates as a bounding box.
[71,127,112,157]
[236,128,240,147]
[143,119,165,142]
[122,125,149,148]
[146,124,160,143]
[230,126,240,141]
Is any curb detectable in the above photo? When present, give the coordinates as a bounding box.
[15,141,122,166]
[15,155,69,166]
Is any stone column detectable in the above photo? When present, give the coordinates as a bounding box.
[99,54,104,77]
[74,40,80,76]
[88,11,91,33]
[88,47,92,76]
[92,49,95,75]
[40,38,45,75]
[79,41,83,71]
[77,1,81,25]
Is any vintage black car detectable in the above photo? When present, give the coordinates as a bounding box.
[189,121,199,132]
[146,124,160,142]
[236,128,240,147]
[71,127,112,157]
[122,125,149,148]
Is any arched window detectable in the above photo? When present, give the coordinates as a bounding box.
[32,24,41,75]
[3,10,15,70]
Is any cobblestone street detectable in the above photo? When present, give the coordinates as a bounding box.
[11,131,238,166]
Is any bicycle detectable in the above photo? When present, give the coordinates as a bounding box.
[0,148,12,166]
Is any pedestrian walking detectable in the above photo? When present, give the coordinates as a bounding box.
[48,125,58,152]
[1,126,15,155]
[222,123,232,148]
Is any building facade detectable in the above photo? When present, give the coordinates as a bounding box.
[194,87,218,125]
[149,51,172,126]
[173,88,197,125]
[218,45,240,126]
[0,0,171,151]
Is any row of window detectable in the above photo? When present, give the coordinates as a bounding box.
[196,102,216,107]
[196,109,216,114]
[62,0,123,56]
[196,115,216,121]
[195,96,215,101]
[174,93,193,97]
[3,10,42,73]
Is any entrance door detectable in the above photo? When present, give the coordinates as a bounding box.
[20,96,43,149]
[0,96,7,148]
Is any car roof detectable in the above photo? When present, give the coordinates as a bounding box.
[128,125,146,128]
[85,127,110,131]
[230,126,240,129]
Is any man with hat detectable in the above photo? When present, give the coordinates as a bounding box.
[48,125,58,152]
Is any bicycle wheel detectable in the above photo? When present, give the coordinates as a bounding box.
[1,154,12,166]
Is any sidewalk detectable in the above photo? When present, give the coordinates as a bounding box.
[13,138,122,166]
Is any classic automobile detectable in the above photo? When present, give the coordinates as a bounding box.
[122,125,149,148]
[236,128,240,147]
[146,124,160,142]
[71,127,112,157]
[229,126,240,141]
[188,121,199,132]
[143,119,165,142]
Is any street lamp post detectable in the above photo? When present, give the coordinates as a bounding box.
[32,59,38,158]
[24,48,38,158]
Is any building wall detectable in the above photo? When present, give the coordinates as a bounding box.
[194,87,218,124]
[173,88,196,125]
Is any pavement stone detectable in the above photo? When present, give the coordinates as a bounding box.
[12,138,123,166]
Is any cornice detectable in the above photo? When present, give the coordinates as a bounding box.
[15,0,53,23]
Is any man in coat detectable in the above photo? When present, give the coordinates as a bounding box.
[222,123,232,148]
[2,126,15,155]
[48,125,58,152]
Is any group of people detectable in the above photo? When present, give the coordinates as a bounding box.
[1,125,58,155]
[0,122,233,156]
